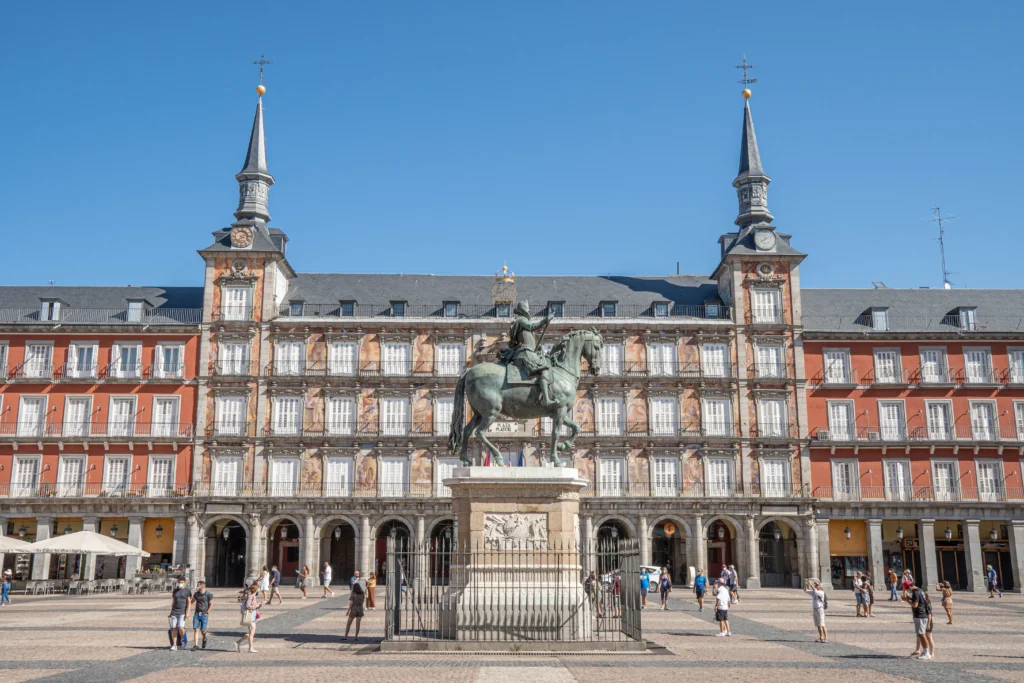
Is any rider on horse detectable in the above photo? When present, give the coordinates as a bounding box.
[499,300,555,407]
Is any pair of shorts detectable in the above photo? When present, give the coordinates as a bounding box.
[812,608,825,627]
[855,593,867,605]
[323,580,331,588]
[715,609,729,622]
[192,613,209,631]
[168,615,186,629]
[695,589,706,598]
[913,617,928,635]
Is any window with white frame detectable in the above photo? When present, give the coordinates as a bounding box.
[63,396,91,437]
[977,460,1003,501]
[870,307,889,331]
[326,396,355,436]
[213,456,242,496]
[382,343,411,376]
[379,457,408,497]
[108,396,136,437]
[215,396,245,436]
[381,397,409,435]
[39,300,61,322]
[324,456,353,496]
[219,342,248,375]
[964,348,993,384]
[652,456,679,496]
[103,455,131,495]
[883,459,911,501]
[823,349,851,384]
[0,343,7,375]
[1015,402,1024,439]
[931,460,959,502]
[272,396,301,436]
[969,401,997,440]
[757,398,787,438]
[596,397,623,436]
[1010,349,1024,384]
[648,342,676,377]
[17,396,47,437]
[111,342,141,379]
[434,397,454,436]
[598,457,625,496]
[701,343,729,378]
[602,343,623,376]
[56,455,85,497]
[435,457,460,497]
[925,401,953,440]
[756,344,784,378]
[155,343,184,378]
[436,343,464,376]
[126,300,144,323]
[222,286,251,321]
[831,460,859,500]
[702,397,732,436]
[67,342,97,379]
[706,457,733,497]
[152,396,179,437]
[541,415,571,436]
[878,401,906,441]
[328,342,358,376]
[827,401,853,441]
[919,348,947,384]
[959,307,977,331]
[24,343,52,378]
[761,458,789,497]
[148,456,174,496]
[275,341,303,376]
[751,288,781,323]
[650,397,678,436]
[270,457,299,496]
[11,456,40,497]
[873,349,901,383]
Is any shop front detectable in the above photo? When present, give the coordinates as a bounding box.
[829,520,867,589]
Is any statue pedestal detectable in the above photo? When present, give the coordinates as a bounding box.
[439,467,593,642]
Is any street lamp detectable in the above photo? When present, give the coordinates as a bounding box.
[844,526,852,540]
[333,526,342,541]
[990,528,999,541]
[896,527,904,540]
[718,526,726,541]
[610,527,618,540]
[63,524,72,535]
[280,525,288,540]
[222,526,230,541]
[944,527,953,540]
[110,524,119,538]
[17,525,26,538]
[155,524,163,539]
[773,527,781,542]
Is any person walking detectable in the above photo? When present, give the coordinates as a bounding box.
[863,574,875,617]
[853,571,865,617]
[923,590,936,659]
[342,582,365,641]
[366,572,377,610]
[658,567,672,610]
[936,581,953,624]
[728,565,740,603]
[168,577,190,651]
[350,570,362,589]
[258,566,270,602]
[987,565,1003,598]
[0,571,11,606]
[236,583,263,654]
[640,571,650,609]
[612,572,622,617]
[585,571,597,609]
[902,580,930,660]
[189,581,214,651]
[805,579,828,643]
[268,565,284,605]
[321,561,334,598]
[714,579,732,637]
[693,569,707,612]
[888,567,899,601]
[298,565,309,599]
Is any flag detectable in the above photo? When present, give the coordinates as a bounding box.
[483,451,490,466]
[518,452,525,467]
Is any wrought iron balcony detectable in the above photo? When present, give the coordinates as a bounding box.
[8,362,55,381]
[0,422,194,441]
[864,368,910,386]
[191,481,440,499]
[265,359,468,379]
[213,306,255,322]
[749,424,800,440]
[745,306,786,326]
[808,367,860,388]
[280,302,731,321]
[0,308,201,326]
[262,420,441,439]
[954,367,1002,386]
[211,361,258,377]
[811,424,1023,444]
[617,361,736,381]
[0,482,191,499]
[813,485,1024,503]
[804,314,1024,334]
[747,362,794,382]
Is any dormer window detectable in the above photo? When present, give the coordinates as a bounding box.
[288,301,304,317]
[391,301,407,318]
[870,308,889,331]
[39,300,62,322]
[443,302,459,318]
[706,303,721,318]
[496,303,511,318]
[600,302,617,318]
[653,302,669,318]
[126,300,145,323]
[548,302,564,318]
[958,307,977,331]
[339,301,355,317]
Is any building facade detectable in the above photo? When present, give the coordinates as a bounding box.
[1,86,1021,592]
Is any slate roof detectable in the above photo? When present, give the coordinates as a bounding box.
[201,226,287,253]
[802,288,1024,333]
[0,286,204,325]
[718,227,805,259]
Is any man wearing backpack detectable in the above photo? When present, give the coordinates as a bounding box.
[805,579,828,643]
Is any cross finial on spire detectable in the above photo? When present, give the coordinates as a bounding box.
[736,55,757,87]
[253,53,272,85]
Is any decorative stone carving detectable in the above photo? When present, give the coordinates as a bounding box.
[483,513,548,549]
[230,225,254,249]
[574,513,580,548]
[248,512,261,529]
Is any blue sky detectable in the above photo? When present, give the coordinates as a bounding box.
[1,2,1019,289]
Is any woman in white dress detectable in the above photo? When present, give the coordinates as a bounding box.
[258,565,270,601]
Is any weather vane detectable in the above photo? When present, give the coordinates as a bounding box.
[253,52,272,87]
[736,55,757,87]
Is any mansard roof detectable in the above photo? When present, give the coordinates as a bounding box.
[0,286,203,310]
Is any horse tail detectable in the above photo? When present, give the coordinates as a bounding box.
[447,370,468,455]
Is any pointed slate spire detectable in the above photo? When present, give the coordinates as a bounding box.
[234,93,275,224]
[732,95,772,227]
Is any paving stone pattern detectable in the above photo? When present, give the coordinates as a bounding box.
[0,587,1021,682]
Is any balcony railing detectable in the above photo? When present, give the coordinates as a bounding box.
[618,361,736,380]
[814,485,1024,503]
[263,420,439,439]
[747,362,794,381]
[750,424,800,440]
[213,306,255,322]
[909,367,956,385]
[211,361,257,377]
[265,360,468,378]
[0,308,201,326]
[9,363,55,380]
[804,315,1024,334]
[0,422,194,440]
[954,368,1002,385]
[0,482,192,499]
[747,307,785,326]
[809,367,860,387]
[280,302,732,321]
[812,425,1023,444]
[864,368,910,386]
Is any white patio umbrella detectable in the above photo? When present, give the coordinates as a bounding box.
[28,530,149,557]
[0,535,33,552]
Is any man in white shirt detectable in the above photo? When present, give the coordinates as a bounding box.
[853,571,864,617]
[321,561,334,598]
[714,580,731,636]
[805,579,828,643]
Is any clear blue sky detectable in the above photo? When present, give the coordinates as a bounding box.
[1,2,1019,289]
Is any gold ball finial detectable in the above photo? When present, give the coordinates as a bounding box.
[256,84,267,96]
[742,88,751,99]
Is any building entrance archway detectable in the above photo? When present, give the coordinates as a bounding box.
[206,520,247,588]
[758,521,798,587]
[651,519,687,585]
[706,520,736,580]
[322,521,357,585]
[375,519,411,585]
[429,519,454,585]
[266,520,301,582]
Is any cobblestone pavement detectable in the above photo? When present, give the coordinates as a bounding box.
[0,586,1021,682]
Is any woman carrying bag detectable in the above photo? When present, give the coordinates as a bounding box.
[298,565,310,599]
[365,572,377,610]
[236,583,263,653]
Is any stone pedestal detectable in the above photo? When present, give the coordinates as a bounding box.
[439,467,592,642]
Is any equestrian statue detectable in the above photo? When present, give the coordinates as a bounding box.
[448,301,604,467]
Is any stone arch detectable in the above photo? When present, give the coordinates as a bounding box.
[701,514,744,539]
[646,515,692,540]
[314,514,362,540]
[316,515,360,585]
[370,515,415,539]
[756,516,805,541]
[201,516,251,588]
[756,516,804,588]
[201,514,251,538]
[425,516,455,539]
[593,514,637,539]
[262,514,304,537]
[648,515,691,585]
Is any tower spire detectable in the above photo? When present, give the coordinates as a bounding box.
[732,91,772,227]
[234,72,275,226]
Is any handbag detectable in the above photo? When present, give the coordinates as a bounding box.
[240,609,253,627]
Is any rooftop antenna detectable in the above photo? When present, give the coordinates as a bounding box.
[927,206,957,289]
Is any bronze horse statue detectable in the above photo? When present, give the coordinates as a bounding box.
[448,328,603,467]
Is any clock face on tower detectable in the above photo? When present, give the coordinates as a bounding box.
[754,229,776,251]
[230,225,254,249]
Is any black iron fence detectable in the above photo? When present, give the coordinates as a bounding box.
[384,537,641,644]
